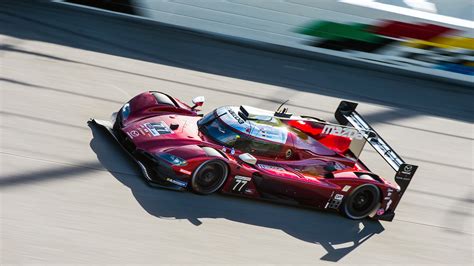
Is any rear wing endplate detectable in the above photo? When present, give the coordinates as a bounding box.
[335,101,418,200]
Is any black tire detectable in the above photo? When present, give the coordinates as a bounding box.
[342,184,380,220]
[191,159,229,195]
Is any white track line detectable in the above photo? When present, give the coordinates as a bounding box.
[340,0,473,29]
[51,0,158,23]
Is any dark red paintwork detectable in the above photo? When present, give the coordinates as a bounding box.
[112,91,402,220]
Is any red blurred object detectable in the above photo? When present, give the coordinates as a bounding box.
[373,20,454,40]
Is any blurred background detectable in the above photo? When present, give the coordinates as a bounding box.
[1,0,472,264]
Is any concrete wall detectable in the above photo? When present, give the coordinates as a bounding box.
[59,0,473,85]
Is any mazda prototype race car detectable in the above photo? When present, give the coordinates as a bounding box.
[90,91,418,221]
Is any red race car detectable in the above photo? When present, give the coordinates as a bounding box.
[90,91,417,221]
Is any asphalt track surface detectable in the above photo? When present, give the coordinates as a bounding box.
[0,0,473,264]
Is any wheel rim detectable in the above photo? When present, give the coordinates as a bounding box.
[352,190,373,212]
[345,185,379,219]
[193,161,228,194]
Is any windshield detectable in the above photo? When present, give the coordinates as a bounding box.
[199,113,240,146]
[198,110,284,156]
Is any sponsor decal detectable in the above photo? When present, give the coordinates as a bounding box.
[244,188,254,194]
[126,130,140,139]
[326,192,344,209]
[137,124,152,137]
[402,165,414,175]
[137,128,146,135]
[395,175,412,181]
[258,164,285,171]
[322,125,364,140]
[254,124,288,144]
[165,177,187,187]
[234,176,251,181]
[146,123,159,136]
[385,199,393,211]
[324,191,335,209]
[227,108,245,124]
[142,122,173,137]
[298,20,473,76]
[376,208,385,216]
[178,169,192,175]
[342,185,351,192]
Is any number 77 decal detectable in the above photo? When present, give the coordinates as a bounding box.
[231,176,252,193]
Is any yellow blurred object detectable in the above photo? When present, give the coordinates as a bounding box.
[464,61,474,67]
[404,37,474,50]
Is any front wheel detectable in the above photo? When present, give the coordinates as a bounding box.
[341,184,380,220]
[191,159,229,195]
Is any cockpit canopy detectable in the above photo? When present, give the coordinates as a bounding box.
[198,106,290,157]
[198,105,373,161]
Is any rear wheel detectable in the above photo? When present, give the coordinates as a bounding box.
[191,160,229,195]
[342,184,380,220]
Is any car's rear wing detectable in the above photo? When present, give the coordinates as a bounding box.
[335,101,418,209]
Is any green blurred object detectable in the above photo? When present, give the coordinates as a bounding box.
[299,21,382,43]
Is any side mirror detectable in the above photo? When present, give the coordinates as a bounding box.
[238,153,257,165]
[191,96,205,110]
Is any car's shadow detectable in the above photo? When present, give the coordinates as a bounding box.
[89,123,385,262]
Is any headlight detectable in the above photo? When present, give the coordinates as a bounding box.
[157,153,187,166]
[121,103,131,120]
